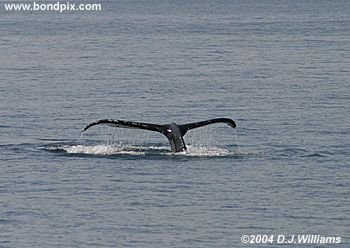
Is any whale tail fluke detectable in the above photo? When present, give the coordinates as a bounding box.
[82,119,165,134]
[82,118,236,152]
[179,118,236,136]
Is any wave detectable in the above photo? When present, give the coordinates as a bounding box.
[45,144,238,157]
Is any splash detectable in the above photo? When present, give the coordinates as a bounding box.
[46,143,239,157]
[60,144,146,156]
[182,145,232,157]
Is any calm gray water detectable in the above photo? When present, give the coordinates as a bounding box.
[1,0,349,247]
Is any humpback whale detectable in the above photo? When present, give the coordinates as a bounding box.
[82,118,236,153]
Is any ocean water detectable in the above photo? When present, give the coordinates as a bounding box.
[1,0,349,247]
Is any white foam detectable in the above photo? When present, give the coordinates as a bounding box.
[51,144,237,157]
[184,145,232,157]
[62,144,145,156]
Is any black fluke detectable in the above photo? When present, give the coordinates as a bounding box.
[82,118,236,153]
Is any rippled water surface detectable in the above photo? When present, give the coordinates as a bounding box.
[1,0,349,247]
